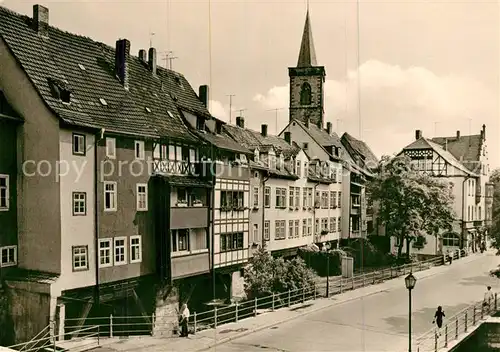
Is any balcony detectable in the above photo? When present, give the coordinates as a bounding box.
[171,207,208,229]
[171,250,210,279]
[350,207,360,215]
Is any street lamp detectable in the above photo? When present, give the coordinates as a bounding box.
[405,273,417,352]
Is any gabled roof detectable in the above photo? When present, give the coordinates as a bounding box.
[341,132,379,171]
[402,137,478,176]
[431,133,483,172]
[297,10,317,67]
[0,5,207,143]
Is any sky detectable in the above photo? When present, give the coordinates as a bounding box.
[2,0,499,167]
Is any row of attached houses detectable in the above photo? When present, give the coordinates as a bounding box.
[0,4,382,345]
[396,128,494,256]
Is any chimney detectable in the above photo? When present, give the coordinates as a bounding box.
[305,118,310,129]
[261,124,268,137]
[148,48,157,75]
[198,85,209,108]
[33,5,49,37]
[236,116,245,128]
[115,39,131,90]
[138,49,147,63]
[284,132,291,144]
[415,130,422,140]
[444,139,448,151]
[326,122,332,135]
[482,124,486,140]
[456,130,460,139]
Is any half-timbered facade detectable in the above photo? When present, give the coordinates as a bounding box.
[398,130,482,255]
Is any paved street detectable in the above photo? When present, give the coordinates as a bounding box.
[205,253,499,352]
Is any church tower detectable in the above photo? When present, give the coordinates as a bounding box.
[288,10,326,127]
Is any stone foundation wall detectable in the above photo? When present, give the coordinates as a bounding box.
[153,284,179,337]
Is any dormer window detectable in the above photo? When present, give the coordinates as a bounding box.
[48,77,72,104]
[269,153,276,169]
[197,117,206,131]
[279,154,284,170]
[254,149,260,163]
[216,121,222,134]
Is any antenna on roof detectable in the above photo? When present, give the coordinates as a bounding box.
[149,31,156,48]
[161,51,178,70]
[237,108,247,117]
[266,108,286,135]
[226,94,235,124]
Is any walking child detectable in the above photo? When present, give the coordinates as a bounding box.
[432,306,445,336]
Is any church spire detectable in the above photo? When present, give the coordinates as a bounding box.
[297,10,317,67]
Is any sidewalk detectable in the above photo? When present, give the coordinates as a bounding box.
[92,253,483,352]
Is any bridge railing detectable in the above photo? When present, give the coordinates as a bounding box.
[414,293,498,352]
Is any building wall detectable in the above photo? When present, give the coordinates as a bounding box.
[213,162,250,268]
[341,170,351,238]
[56,129,96,291]
[249,169,263,251]
[281,122,329,161]
[96,136,155,284]
[289,71,324,126]
[0,37,62,274]
[0,120,18,276]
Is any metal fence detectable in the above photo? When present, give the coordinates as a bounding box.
[415,293,498,352]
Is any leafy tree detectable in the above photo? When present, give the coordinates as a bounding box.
[368,155,455,259]
[244,247,317,299]
[488,168,500,253]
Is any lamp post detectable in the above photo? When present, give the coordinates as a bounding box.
[324,243,331,298]
[405,273,417,352]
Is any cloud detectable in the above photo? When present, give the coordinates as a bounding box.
[252,60,498,165]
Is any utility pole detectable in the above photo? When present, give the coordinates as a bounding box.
[226,94,235,124]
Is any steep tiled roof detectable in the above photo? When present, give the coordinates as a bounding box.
[0,5,206,143]
[431,134,483,172]
[402,137,478,176]
[341,132,379,171]
[194,129,250,155]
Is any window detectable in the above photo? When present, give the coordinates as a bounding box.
[330,191,336,209]
[114,237,127,265]
[104,182,117,211]
[330,217,336,232]
[321,191,329,208]
[315,218,320,234]
[338,217,342,232]
[338,192,342,208]
[479,206,482,219]
[136,184,148,211]
[275,220,286,240]
[0,175,9,210]
[99,239,112,268]
[264,221,270,241]
[275,188,287,208]
[172,229,189,252]
[289,187,295,207]
[303,142,309,151]
[253,187,259,207]
[295,188,300,208]
[289,220,294,239]
[220,190,244,210]
[72,192,86,216]
[296,160,302,177]
[130,236,142,263]
[0,246,17,267]
[321,218,328,231]
[254,149,260,163]
[135,140,145,160]
[315,190,320,208]
[252,224,259,244]
[307,188,313,207]
[302,219,307,237]
[443,233,460,247]
[264,187,271,208]
[73,133,86,155]
[72,246,88,271]
[294,220,299,238]
[300,82,312,105]
[105,138,116,159]
[302,188,307,208]
[220,232,244,252]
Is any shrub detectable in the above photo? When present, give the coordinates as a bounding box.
[298,247,343,276]
[244,247,317,299]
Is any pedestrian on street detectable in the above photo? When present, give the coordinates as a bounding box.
[432,306,445,336]
[179,303,190,338]
[483,286,494,310]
